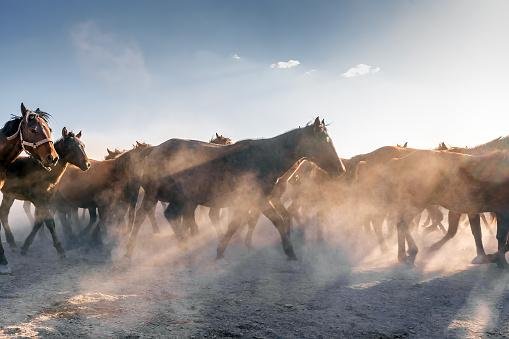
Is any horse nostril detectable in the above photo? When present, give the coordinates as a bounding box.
[86,162,91,169]
[47,155,58,165]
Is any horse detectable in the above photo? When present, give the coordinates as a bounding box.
[234,158,331,250]
[340,145,418,250]
[53,142,151,246]
[73,144,159,239]
[0,103,58,274]
[0,128,90,257]
[125,117,345,260]
[361,149,509,267]
[428,136,509,263]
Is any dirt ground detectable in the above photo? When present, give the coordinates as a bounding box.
[1,207,509,338]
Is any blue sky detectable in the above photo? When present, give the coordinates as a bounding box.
[1,1,508,158]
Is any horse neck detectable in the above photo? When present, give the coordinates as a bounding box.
[48,142,70,183]
[0,133,23,166]
[263,129,307,174]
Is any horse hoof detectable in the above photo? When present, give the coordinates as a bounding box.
[0,264,11,275]
[485,253,499,263]
[471,255,490,265]
[496,260,509,269]
[215,253,225,260]
[287,255,298,261]
[58,252,66,259]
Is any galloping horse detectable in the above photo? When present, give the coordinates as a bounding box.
[74,144,157,239]
[126,118,345,260]
[0,103,58,274]
[429,136,509,263]
[53,142,151,245]
[0,128,90,257]
[341,145,418,250]
[363,149,509,267]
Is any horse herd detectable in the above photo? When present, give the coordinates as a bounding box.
[0,103,509,276]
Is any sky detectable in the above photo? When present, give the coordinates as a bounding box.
[1,0,509,159]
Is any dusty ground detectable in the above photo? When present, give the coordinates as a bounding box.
[1,208,509,338]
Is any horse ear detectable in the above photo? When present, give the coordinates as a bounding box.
[313,117,321,132]
[62,127,68,138]
[321,118,325,125]
[21,103,27,116]
[107,148,113,155]
[136,141,142,147]
[216,133,220,138]
[35,108,41,113]
[76,130,82,139]
[403,142,408,148]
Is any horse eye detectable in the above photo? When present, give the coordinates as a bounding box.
[28,114,36,120]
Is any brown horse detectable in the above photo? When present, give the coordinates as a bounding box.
[341,145,418,250]
[0,103,58,274]
[74,144,158,240]
[0,128,90,256]
[126,117,345,260]
[53,142,151,246]
[360,149,509,267]
[237,158,330,250]
[429,136,509,263]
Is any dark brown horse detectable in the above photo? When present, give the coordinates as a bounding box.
[0,128,90,256]
[126,117,345,260]
[0,103,58,274]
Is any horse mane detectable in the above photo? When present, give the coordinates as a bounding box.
[132,141,151,150]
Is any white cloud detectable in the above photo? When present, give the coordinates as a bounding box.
[232,53,241,60]
[71,21,151,89]
[270,59,300,69]
[342,63,380,78]
[304,69,317,75]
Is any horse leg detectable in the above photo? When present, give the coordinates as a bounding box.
[244,210,260,250]
[0,230,9,274]
[396,216,407,263]
[183,205,199,237]
[57,209,77,244]
[0,195,16,248]
[394,209,419,265]
[428,211,461,252]
[262,200,296,260]
[208,207,223,238]
[163,201,186,240]
[372,214,388,252]
[41,209,65,258]
[23,200,35,225]
[467,214,489,264]
[79,207,98,238]
[125,193,158,257]
[216,207,248,259]
[20,221,44,256]
[404,214,419,264]
[147,204,160,234]
[492,214,509,268]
